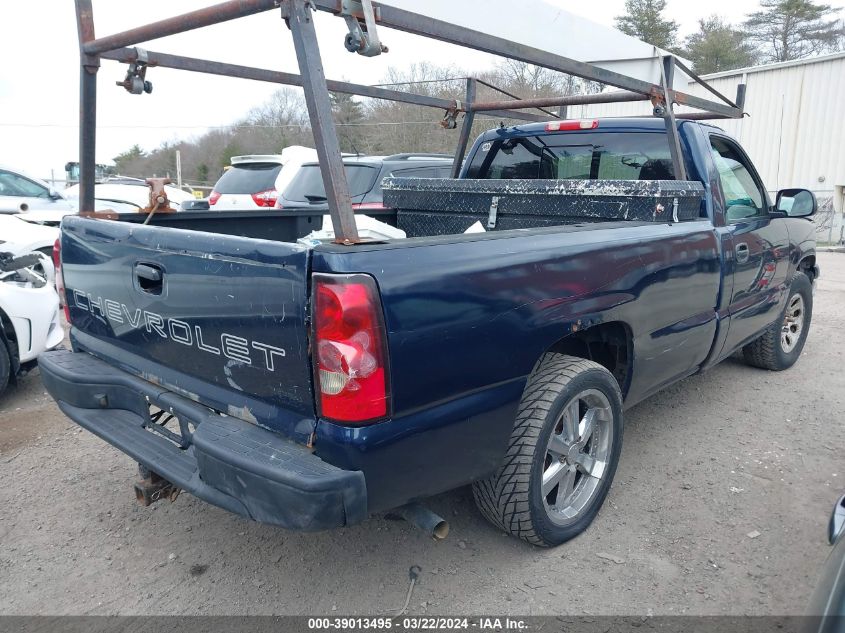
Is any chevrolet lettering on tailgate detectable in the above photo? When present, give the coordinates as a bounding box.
[72,290,286,372]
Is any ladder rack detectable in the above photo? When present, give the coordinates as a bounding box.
[74,0,745,242]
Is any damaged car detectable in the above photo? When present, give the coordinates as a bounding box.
[0,250,64,396]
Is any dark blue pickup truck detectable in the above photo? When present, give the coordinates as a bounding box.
[41,118,818,547]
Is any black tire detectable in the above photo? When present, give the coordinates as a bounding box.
[743,273,813,371]
[472,353,624,547]
[0,338,10,398]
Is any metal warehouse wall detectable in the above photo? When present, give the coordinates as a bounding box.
[574,53,845,200]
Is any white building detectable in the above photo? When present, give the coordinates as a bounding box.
[576,52,845,243]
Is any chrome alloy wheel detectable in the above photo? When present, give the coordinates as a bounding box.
[541,389,613,526]
[781,293,805,353]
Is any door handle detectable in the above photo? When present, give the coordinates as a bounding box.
[134,262,164,294]
[735,242,750,264]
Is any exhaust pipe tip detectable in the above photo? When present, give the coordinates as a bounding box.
[395,503,450,540]
[432,520,450,540]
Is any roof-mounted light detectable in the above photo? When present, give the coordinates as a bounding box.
[545,119,599,132]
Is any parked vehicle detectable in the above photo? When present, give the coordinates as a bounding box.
[64,180,195,212]
[0,166,75,219]
[1,250,63,397]
[0,171,154,227]
[274,153,454,213]
[0,215,59,258]
[40,117,819,546]
[807,494,845,630]
[64,161,115,187]
[208,146,318,210]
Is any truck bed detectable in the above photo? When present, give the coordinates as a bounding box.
[59,209,722,512]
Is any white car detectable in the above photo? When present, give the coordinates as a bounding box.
[208,145,318,210]
[0,250,63,396]
[0,215,59,258]
[0,165,75,219]
[64,180,196,213]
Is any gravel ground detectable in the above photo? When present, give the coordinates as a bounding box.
[0,253,842,616]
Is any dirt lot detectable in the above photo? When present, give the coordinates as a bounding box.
[0,253,842,616]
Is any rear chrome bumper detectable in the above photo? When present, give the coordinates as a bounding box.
[39,349,367,531]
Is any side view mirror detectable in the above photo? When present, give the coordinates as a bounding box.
[48,189,62,201]
[830,495,845,545]
[776,188,817,217]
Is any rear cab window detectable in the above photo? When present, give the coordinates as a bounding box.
[465,132,675,181]
[371,165,448,198]
[284,164,379,202]
[215,163,282,194]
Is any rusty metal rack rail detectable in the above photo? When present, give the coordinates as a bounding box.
[74,0,746,243]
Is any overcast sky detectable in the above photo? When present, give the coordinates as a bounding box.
[1,0,843,181]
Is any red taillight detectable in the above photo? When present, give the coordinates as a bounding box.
[53,237,71,322]
[351,202,388,211]
[545,119,599,132]
[312,273,389,424]
[251,188,278,208]
[52,237,61,270]
[208,191,221,206]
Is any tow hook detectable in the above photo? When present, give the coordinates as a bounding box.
[134,470,180,506]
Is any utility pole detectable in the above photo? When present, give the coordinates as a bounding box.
[176,150,183,190]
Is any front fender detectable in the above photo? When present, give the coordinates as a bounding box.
[785,218,817,279]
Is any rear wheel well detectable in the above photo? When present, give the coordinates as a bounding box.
[546,322,632,398]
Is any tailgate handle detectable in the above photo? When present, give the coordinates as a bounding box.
[134,263,164,293]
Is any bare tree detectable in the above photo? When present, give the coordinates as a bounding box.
[242,87,311,152]
[113,58,629,186]
[362,63,467,156]
[485,60,602,99]
[491,60,571,97]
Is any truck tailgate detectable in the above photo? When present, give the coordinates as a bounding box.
[60,216,314,436]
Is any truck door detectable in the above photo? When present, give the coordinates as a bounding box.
[709,134,790,356]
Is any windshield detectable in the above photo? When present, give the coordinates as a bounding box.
[283,164,379,202]
[466,132,675,181]
[214,163,282,194]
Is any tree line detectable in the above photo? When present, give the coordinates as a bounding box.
[113,61,599,187]
[617,0,844,73]
[113,0,844,187]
